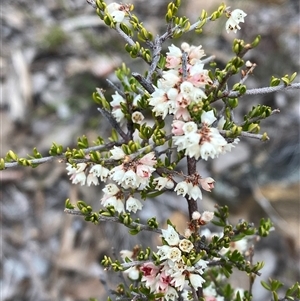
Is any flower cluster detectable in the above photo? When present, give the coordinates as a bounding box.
[225,9,247,33]
[138,225,208,300]
[101,183,143,213]
[172,110,238,160]
[66,163,109,186]
[109,150,157,189]
[149,43,211,121]
[174,176,215,200]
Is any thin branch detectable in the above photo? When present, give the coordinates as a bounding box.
[97,107,129,142]
[219,130,269,141]
[3,141,123,169]
[146,35,163,82]
[64,208,163,234]
[132,72,155,94]
[239,109,280,127]
[228,83,300,98]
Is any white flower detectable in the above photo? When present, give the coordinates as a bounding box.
[126,196,143,213]
[167,247,182,262]
[124,266,140,280]
[182,121,198,134]
[110,146,126,160]
[167,44,182,57]
[201,110,217,125]
[153,177,174,190]
[187,183,202,200]
[122,169,139,188]
[66,163,76,175]
[164,286,179,301]
[132,111,144,124]
[106,3,126,23]
[192,211,201,220]
[174,181,189,197]
[225,9,247,34]
[102,183,120,195]
[189,273,205,289]
[102,196,125,213]
[120,250,133,260]
[86,173,99,186]
[179,239,194,253]
[89,164,109,182]
[72,172,86,185]
[112,108,126,125]
[109,165,125,183]
[200,211,214,223]
[161,225,180,246]
[231,9,247,23]
[157,245,172,261]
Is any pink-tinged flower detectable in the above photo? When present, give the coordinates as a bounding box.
[176,93,191,109]
[172,120,185,136]
[136,164,153,179]
[110,146,126,160]
[189,273,205,289]
[166,55,181,69]
[200,177,215,192]
[174,107,191,121]
[126,196,143,213]
[156,271,172,293]
[139,152,157,166]
[188,73,210,88]
[200,211,214,223]
[161,225,180,246]
[188,45,206,64]
[179,239,194,253]
[141,262,160,292]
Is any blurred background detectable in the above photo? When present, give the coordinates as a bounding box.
[1,0,299,300]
